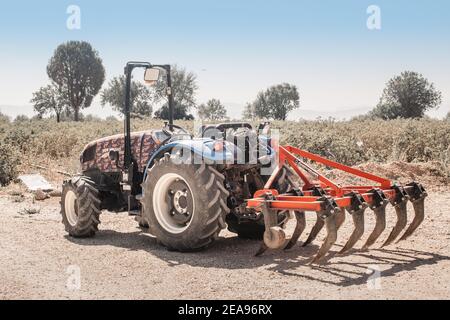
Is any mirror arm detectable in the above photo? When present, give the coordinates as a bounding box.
[166,65,174,131]
[152,64,174,131]
[123,65,133,170]
[123,62,174,171]
[123,62,152,170]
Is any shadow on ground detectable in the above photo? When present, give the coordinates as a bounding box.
[66,227,450,287]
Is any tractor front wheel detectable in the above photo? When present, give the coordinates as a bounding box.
[61,176,101,238]
[142,153,229,251]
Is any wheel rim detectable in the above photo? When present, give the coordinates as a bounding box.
[153,173,195,234]
[65,190,78,226]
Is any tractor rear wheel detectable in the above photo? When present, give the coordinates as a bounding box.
[61,176,101,238]
[142,153,229,251]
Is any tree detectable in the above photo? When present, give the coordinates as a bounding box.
[154,103,194,120]
[243,92,269,120]
[105,115,118,122]
[153,65,198,118]
[242,102,257,120]
[47,41,105,121]
[0,111,10,124]
[370,71,442,119]
[243,83,300,120]
[198,99,228,121]
[101,76,153,118]
[30,85,65,123]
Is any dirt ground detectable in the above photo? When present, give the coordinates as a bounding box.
[0,188,449,300]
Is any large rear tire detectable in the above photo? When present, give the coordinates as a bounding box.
[142,153,230,251]
[61,176,101,238]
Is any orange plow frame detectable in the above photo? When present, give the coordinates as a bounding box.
[247,146,427,263]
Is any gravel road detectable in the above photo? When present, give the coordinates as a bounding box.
[1,191,449,300]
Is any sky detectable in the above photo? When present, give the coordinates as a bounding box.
[0,0,449,120]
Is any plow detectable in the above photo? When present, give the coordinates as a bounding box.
[247,145,427,263]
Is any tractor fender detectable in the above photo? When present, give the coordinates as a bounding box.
[143,139,234,181]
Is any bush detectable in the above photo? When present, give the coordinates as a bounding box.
[13,115,30,123]
[3,127,32,152]
[0,117,449,175]
[0,143,20,186]
[271,118,450,166]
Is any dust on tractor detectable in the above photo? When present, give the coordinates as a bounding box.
[61,61,427,263]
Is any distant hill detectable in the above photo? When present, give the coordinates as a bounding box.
[0,103,116,120]
[0,105,35,118]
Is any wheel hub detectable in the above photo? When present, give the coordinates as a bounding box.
[167,180,193,225]
[173,190,189,214]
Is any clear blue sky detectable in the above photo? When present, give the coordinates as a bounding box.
[0,0,449,119]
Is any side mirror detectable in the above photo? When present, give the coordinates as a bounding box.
[144,67,161,85]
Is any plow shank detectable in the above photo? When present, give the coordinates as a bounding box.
[362,189,389,250]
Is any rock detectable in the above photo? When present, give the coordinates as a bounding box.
[49,190,62,197]
[19,207,41,215]
[34,189,50,201]
[18,174,53,192]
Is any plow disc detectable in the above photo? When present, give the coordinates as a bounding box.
[247,146,427,264]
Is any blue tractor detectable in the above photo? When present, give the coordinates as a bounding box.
[61,62,286,251]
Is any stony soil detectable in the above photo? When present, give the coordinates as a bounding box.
[0,188,449,300]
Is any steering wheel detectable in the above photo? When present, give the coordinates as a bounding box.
[162,124,192,139]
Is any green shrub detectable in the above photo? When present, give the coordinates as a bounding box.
[0,143,20,186]
[271,118,450,166]
[0,117,449,171]
[3,127,32,152]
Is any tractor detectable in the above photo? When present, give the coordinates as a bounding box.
[61,61,427,263]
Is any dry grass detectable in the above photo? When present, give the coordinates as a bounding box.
[1,117,449,186]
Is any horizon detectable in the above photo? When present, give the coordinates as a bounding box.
[1,0,449,120]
